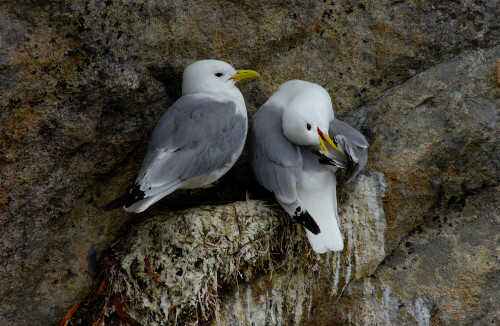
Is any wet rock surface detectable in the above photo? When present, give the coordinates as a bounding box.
[1,1,499,325]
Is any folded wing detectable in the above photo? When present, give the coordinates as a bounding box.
[327,118,369,183]
[250,103,320,234]
[112,95,247,212]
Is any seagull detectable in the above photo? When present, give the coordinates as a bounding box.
[250,80,368,253]
[106,59,259,213]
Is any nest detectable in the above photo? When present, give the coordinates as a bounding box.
[64,200,315,325]
[62,173,387,326]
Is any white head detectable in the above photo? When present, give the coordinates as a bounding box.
[182,59,259,96]
[270,80,334,146]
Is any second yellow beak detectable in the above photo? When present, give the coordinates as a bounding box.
[232,69,260,81]
[318,131,341,153]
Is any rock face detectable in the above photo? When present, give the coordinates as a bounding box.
[333,190,500,326]
[0,1,499,325]
[330,47,500,325]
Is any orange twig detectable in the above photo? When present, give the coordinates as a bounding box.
[145,256,167,287]
[91,309,105,326]
[60,301,81,326]
[113,294,142,326]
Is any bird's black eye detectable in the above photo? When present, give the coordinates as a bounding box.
[215,73,223,77]
[306,123,312,131]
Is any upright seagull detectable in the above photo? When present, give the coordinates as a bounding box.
[250,80,368,253]
[106,60,259,213]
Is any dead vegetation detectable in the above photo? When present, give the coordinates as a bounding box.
[62,200,314,325]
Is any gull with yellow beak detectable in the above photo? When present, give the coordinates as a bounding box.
[250,80,368,253]
[106,59,259,212]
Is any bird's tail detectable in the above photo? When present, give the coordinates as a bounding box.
[297,177,343,253]
[123,193,165,213]
[103,184,145,212]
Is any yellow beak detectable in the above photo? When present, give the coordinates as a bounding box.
[318,137,328,151]
[232,69,260,81]
[317,128,341,152]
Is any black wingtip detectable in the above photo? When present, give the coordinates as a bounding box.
[103,194,127,211]
[293,207,321,235]
[310,149,335,166]
[103,184,145,211]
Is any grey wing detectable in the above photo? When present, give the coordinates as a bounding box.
[136,95,247,196]
[250,103,301,204]
[250,104,321,235]
[328,118,369,183]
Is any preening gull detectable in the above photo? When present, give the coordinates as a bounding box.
[106,59,259,213]
[250,80,368,253]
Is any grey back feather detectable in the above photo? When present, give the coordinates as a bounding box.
[136,95,246,194]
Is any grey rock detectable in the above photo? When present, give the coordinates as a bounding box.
[0,0,499,325]
[330,46,500,325]
[332,190,499,325]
